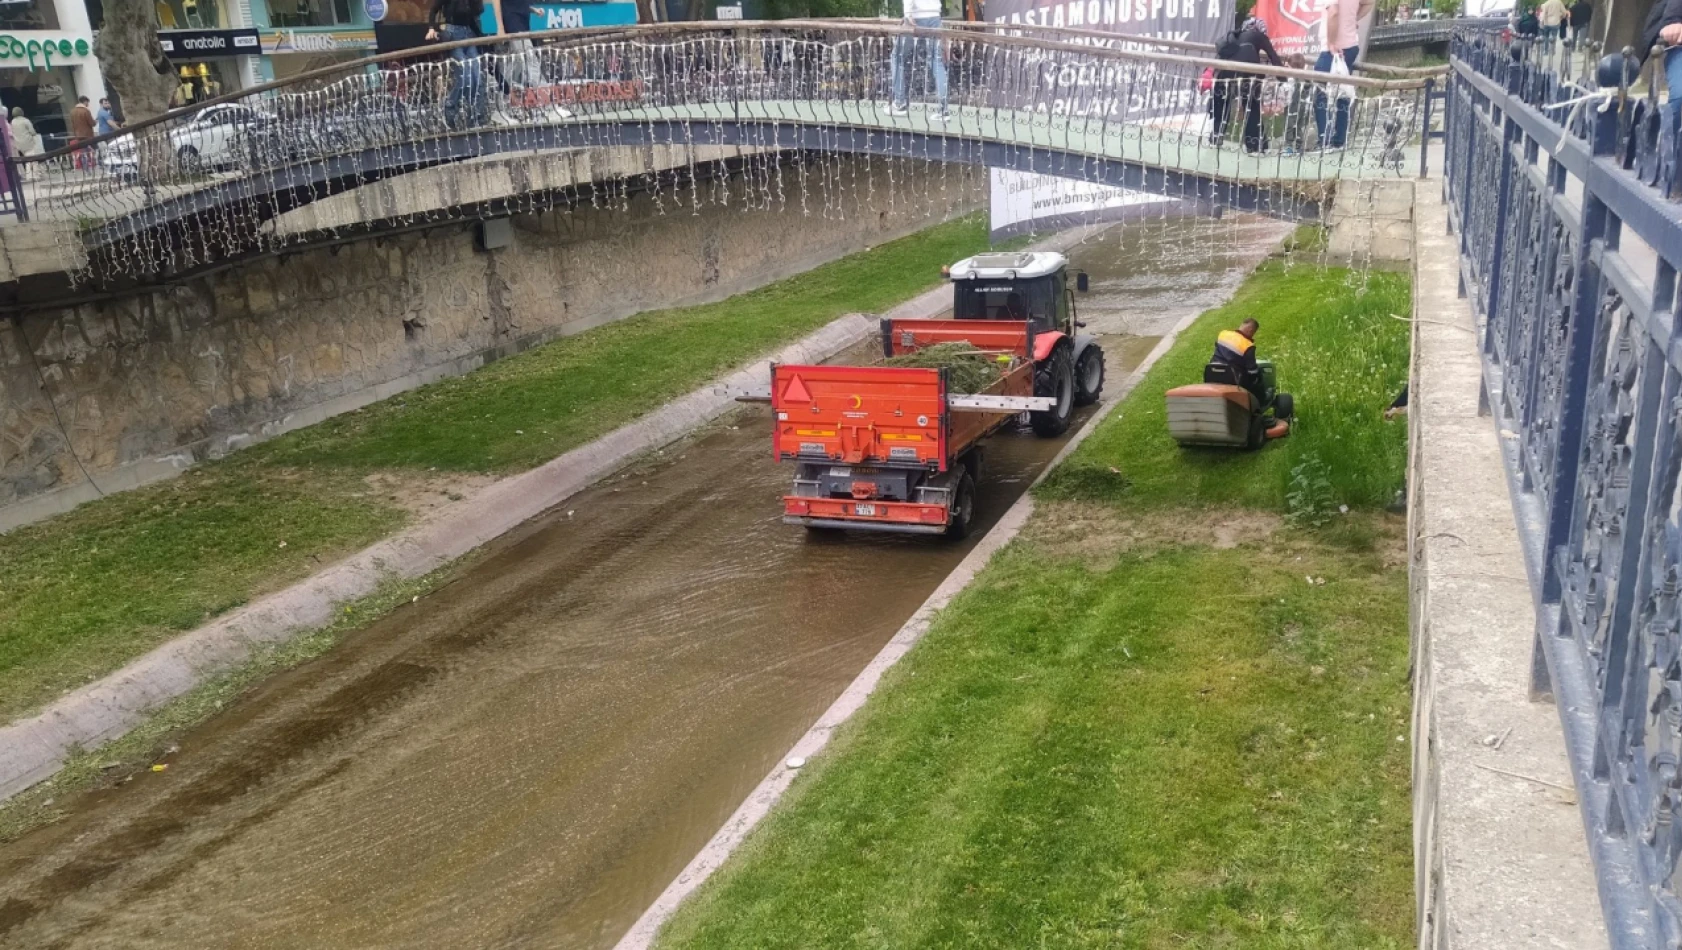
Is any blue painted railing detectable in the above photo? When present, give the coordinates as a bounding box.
[1446,26,1682,949]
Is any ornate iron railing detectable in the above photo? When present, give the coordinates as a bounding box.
[1447,24,1682,949]
[0,20,1431,284]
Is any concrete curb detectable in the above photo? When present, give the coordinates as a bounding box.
[1408,178,1606,946]
[0,300,939,803]
[612,288,1212,950]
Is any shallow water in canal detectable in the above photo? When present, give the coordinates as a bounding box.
[0,215,1289,949]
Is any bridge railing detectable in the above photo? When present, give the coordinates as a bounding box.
[1446,22,1682,949]
[4,21,1431,282]
[1369,15,1510,50]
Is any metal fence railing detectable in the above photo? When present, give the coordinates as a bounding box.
[1446,24,1682,948]
[0,20,1432,284]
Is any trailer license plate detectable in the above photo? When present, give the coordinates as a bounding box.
[855,503,876,516]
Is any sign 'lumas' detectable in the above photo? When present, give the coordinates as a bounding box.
[0,34,91,71]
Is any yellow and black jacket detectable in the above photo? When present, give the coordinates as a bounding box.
[1211,329,1258,378]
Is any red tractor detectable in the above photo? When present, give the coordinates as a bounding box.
[768,251,1102,537]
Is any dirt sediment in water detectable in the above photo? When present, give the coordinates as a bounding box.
[0,215,1293,950]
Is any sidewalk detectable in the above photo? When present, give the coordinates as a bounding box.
[1408,177,1606,949]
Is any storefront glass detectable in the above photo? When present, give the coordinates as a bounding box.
[169,60,240,106]
[0,0,61,30]
[155,0,228,30]
[265,47,363,81]
[0,64,77,144]
[266,0,356,28]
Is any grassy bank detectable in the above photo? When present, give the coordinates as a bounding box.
[0,214,995,723]
[1042,260,1410,513]
[657,255,1414,949]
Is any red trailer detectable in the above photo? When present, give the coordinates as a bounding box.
[773,317,1072,538]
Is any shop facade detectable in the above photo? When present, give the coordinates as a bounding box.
[252,0,379,84]
[0,0,101,150]
[158,27,261,104]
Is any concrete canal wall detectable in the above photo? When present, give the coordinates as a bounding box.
[0,152,984,530]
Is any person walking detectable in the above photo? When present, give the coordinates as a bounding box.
[9,108,41,159]
[8,107,38,182]
[884,0,948,122]
[68,96,95,171]
[1313,0,1367,149]
[1538,0,1570,42]
[426,0,489,130]
[95,97,121,136]
[1281,52,1316,153]
[1639,0,1682,178]
[493,0,545,119]
[1232,17,1281,152]
[1569,0,1593,43]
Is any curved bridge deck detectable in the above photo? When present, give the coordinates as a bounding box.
[6,22,1433,282]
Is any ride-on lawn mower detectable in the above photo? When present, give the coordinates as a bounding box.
[1164,359,1293,449]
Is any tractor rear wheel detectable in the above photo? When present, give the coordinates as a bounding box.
[1031,345,1075,437]
[945,473,976,540]
[1074,344,1105,406]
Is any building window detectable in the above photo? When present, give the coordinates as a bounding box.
[267,0,354,27]
[0,65,79,144]
[155,0,226,29]
[0,0,62,31]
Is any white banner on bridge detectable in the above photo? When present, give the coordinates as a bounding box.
[988,169,1178,240]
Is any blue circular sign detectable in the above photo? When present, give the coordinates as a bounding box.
[365,0,387,20]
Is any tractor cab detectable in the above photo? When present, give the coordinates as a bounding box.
[944,250,1107,414]
[946,251,1089,336]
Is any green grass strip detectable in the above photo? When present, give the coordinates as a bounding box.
[1041,259,1411,512]
[657,254,1414,949]
[0,214,995,723]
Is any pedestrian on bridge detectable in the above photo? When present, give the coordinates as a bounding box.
[1569,0,1593,43]
[1281,53,1316,153]
[1313,0,1368,149]
[1538,0,1570,42]
[1638,0,1682,150]
[885,0,949,122]
[427,0,490,130]
[1210,18,1278,148]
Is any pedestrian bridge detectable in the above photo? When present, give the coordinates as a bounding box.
[3,20,1435,283]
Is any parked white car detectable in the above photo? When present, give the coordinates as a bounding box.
[99,103,283,178]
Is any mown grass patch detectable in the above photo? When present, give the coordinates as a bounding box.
[0,214,996,722]
[659,517,1412,950]
[1041,259,1410,513]
[657,252,1414,950]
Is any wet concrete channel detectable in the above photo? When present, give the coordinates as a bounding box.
[0,217,1288,949]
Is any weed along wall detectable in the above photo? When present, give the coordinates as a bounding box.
[0,156,984,529]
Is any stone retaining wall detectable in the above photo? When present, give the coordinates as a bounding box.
[0,154,983,530]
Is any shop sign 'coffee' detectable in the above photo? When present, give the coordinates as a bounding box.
[0,32,91,71]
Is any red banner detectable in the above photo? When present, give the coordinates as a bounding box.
[1254,0,1323,59]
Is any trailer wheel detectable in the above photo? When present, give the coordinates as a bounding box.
[1031,345,1075,437]
[1074,345,1105,406]
[1245,412,1267,450]
[945,473,976,540]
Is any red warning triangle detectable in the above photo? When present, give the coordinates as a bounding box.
[782,374,812,403]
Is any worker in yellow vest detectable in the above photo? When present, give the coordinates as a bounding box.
[1211,318,1262,399]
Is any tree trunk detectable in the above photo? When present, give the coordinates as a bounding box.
[94,0,177,124]
[95,0,181,181]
